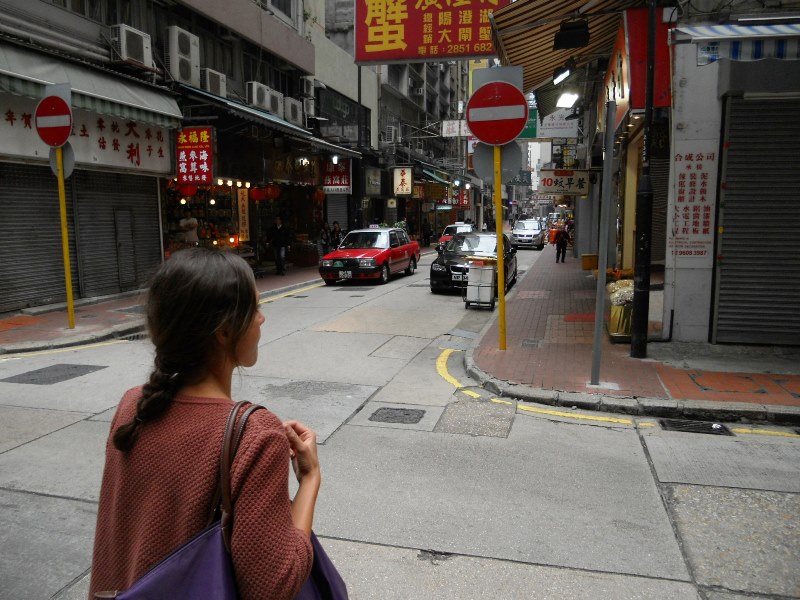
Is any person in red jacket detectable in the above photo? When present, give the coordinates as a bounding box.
[89,248,320,599]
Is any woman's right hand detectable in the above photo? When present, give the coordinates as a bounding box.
[283,420,320,484]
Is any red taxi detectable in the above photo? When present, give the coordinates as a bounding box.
[319,227,420,285]
[438,222,474,245]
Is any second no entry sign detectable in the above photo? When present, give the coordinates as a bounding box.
[466,82,528,146]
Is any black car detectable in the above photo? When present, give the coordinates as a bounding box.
[429,232,518,294]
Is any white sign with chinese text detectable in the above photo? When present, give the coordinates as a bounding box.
[537,169,590,195]
[441,120,471,138]
[537,109,580,139]
[393,166,412,196]
[667,140,718,267]
[323,159,352,194]
[1,92,172,174]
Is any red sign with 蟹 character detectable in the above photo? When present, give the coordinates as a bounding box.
[355,0,511,64]
[176,126,214,185]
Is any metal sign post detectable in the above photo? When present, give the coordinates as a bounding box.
[36,85,75,328]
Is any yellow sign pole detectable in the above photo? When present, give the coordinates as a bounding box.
[494,144,506,350]
[56,146,75,329]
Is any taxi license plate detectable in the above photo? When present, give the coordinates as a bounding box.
[339,270,352,279]
[452,274,464,281]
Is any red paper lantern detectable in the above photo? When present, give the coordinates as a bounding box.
[250,187,266,202]
[313,189,325,203]
[178,184,198,197]
[269,185,280,200]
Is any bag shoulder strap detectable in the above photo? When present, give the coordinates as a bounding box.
[214,401,266,551]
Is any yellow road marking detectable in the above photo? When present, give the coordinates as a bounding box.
[259,283,324,304]
[514,402,634,424]
[0,338,130,360]
[730,427,800,438]
[436,348,482,398]
[637,422,657,427]
[492,398,514,406]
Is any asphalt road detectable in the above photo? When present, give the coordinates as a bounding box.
[0,249,798,599]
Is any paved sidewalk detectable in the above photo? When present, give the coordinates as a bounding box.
[467,245,800,424]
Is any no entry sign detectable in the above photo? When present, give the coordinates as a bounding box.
[466,82,528,146]
[35,95,73,147]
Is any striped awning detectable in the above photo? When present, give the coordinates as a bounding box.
[674,23,800,63]
[491,0,644,92]
[674,23,800,42]
[0,43,182,128]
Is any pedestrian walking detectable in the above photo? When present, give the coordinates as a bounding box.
[89,247,322,599]
[555,226,569,263]
[318,221,332,257]
[422,219,432,247]
[331,221,344,249]
[268,216,292,275]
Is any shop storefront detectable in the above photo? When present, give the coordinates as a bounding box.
[0,43,181,313]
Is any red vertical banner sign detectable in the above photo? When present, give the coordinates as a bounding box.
[176,126,214,184]
[323,159,352,194]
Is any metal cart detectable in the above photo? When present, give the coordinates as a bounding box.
[463,258,496,310]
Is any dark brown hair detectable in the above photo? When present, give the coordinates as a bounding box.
[113,248,258,451]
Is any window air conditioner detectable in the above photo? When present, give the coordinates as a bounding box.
[284,97,304,127]
[265,89,284,118]
[200,68,227,97]
[413,87,424,96]
[301,76,315,98]
[303,97,315,118]
[246,81,271,110]
[110,24,152,68]
[165,25,200,87]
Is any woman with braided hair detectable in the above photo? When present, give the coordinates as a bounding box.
[89,247,321,599]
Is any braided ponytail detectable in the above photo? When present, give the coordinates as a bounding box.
[112,247,258,451]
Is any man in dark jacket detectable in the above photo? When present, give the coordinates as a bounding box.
[555,226,569,263]
[268,216,292,275]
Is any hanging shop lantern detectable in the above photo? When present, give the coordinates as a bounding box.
[250,187,266,202]
[178,184,198,197]
[313,189,326,203]
[268,185,280,200]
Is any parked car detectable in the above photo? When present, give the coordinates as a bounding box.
[511,219,546,250]
[430,232,518,294]
[319,227,420,285]
[438,222,474,245]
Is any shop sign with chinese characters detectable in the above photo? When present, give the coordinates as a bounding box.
[1,92,171,174]
[667,140,717,267]
[393,166,412,195]
[176,126,214,184]
[538,169,589,195]
[355,0,511,64]
[323,158,352,194]
[237,188,250,242]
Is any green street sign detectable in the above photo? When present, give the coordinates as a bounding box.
[518,109,538,140]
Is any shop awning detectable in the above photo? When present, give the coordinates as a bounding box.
[180,84,361,158]
[0,42,182,128]
[490,0,643,92]
[422,169,450,185]
[674,23,800,42]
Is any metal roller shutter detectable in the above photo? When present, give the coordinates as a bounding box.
[713,97,800,345]
[0,162,78,312]
[326,194,348,231]
[74,171,162,297]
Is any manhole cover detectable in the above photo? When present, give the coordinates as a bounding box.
[659,418,733,435]
[369,407,426,424]
[1,364,107,385]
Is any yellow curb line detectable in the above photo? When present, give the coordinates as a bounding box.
[436,348,482,398]
[730,427,800,438]
[259,283,324,304]
[637,422,657,427]
[512,402,635,424]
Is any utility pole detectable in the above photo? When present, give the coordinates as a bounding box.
[630,0,656,358]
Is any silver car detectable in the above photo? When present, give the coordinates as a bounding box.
[511,219,546,250]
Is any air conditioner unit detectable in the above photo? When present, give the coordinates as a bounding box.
[200,68,227,97]
[110,24,152,68]
[246,81,270,109]
[384,125,396,143]
[284,97,304,126]
[165,25,200,86]
[303,97,315,118]
[301,76,315,98]
[413,87,424,96]
[265,89,284,118]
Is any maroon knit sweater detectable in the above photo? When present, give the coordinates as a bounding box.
[89,387,313,599]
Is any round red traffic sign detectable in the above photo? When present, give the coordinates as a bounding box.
[35,95,73,147]
[466,82,528,146]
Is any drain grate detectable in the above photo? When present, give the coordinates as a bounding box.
[122,332,148,341]
[659,418,734,435]
[350,295,365,297]
[521,338,543,348]
[1,364,107,385]
[369,407,426,424]
[290,295,309,299]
